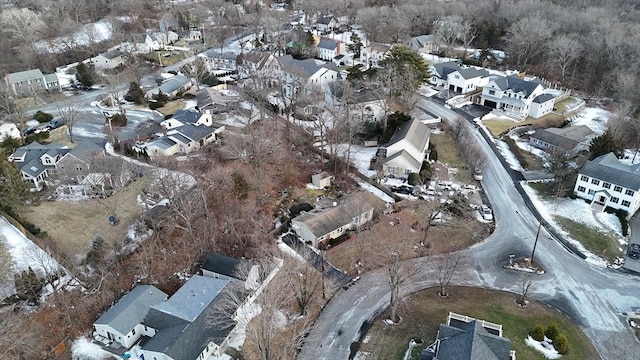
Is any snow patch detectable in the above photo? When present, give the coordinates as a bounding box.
[350,175,395,203]
[525,335,561,359]
[71,337,115,360]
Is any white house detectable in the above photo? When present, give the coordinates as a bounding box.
[315,16,337,33]
[361,42,391,68]
[382,118,431,178]
[160,109,209,130]
[479,75,546,119]
[430,61,489,94]
[316,38,339,61]
[529,93,556,118]
[277,55,341,99]
[200,50,238,72]
[145,74,192,99]
[291,192,374,247]
[405,34,434,54]
[89,49,127,70]
[573,152,640,216]
[8,142,69,190]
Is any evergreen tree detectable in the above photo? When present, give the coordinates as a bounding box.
[348,33,363,58]
[589,130,623,159]
[76,63,94,87]
[124,82,145,104]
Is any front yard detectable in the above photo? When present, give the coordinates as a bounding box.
[357,286,599,360]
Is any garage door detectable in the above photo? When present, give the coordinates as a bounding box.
[484,100,497,109]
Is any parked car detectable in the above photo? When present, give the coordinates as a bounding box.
[473,170,483,181]
[628,243,640,259]
[391,185,414,195]
[480,205,493,221]
[23,127,37,136]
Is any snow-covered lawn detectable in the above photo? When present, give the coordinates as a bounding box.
[570,107,610,136]
[525,336,562,359]
[71,337,115,360]
[351,175,395,203]
[324,144,377,177]
[495,139,523,171]
[522,183,624,267]
[35,19,115,54]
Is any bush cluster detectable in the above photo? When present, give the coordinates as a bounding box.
[530,323,568,354]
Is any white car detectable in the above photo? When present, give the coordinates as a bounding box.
[480,205,493,221]
[473,170,483,181]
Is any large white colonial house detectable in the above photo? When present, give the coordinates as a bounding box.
[573,152,640,216]
[479,75,553,119]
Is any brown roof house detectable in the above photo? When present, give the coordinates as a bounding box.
[421,312,516,360]
[292,192,374,247]
[529,124,594,158]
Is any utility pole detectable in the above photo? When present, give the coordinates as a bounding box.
[320,247,326,300]
[530,219,543,267]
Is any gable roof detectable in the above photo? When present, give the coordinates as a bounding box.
[202,253,245,280]
[405,35,433,49]
[65,141,104,161]
[292,193,373,238]
[490,75,542,97]
[432,61,460,79]
[316,16,335,25]
[387,118,431,152]
[158,74,190,94]
[435,320,512,360]
[278,55,340,80]
[173,123,214,142]
[172,109,201,124]
[148,137,178,150]
[43,73,59,84]
[318,39,337,50]
[382,149,422,172]
[196,87,239,111]
[101,49,125,60]
[455,67,489,80]
[10,142,68,177]
[6,69,44,83]
[581,152,640,190]
[94,285,167,334]
[533,93,555,104]
[239,51,273,68]
[531,125,594,151]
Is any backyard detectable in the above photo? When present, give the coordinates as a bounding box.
[429,132,472,183]
[19,176,151,261]
[356,286,599,360]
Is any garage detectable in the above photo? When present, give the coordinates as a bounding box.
[483,99,497,109]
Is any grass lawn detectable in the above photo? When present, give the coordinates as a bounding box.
[483,114,566,137]
[358,286,599,360]
[156,100,186,116]
[554,216,623,261]
[430,133,472,182]
[19,176,151,261]
[144,52,187,67]
[554,96,582,114]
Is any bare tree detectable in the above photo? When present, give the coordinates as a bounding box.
[434,16,462,56]
[56,101,81,143]
[284,258,324,315]
[505,13,555,66]
[435,251,461,297]
[549,35,583,80]
[181,57,210,90]
[516,272,537,306]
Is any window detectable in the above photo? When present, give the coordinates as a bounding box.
[132,328,136,335]
[76,165,82,171]
[577,186,586,192]
[626,189,635,196]
[588,189,595,195]
[580,175,588,182]
[614,185,622,192]
[603,182,611,189]
[591,179,600,185]
[611,197,619,204]
[622,200,631,207]
[488,89,495,95]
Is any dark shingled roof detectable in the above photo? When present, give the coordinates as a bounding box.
[435,320,512,360]
[318,39,337,50]
[94,285,168,335]
[387,118,431,152]
[455,67,489,80]
[533,93,555,104]
[531,125,594,151]
[174,123,214,142]
[490,75,542,97]
[292,193,374,238]
[580,153,640,191]
[202,253,245,280]
[431,61,460,80]
[172,109,201,124]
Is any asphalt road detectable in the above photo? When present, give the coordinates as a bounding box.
[298,98,640,360]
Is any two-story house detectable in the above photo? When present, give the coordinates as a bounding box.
[430,61,490,94]
[200,50,238,72]
[574,152,640,215]
[479,75,548,119]
[361,42,391,68]
[4,69,60,96]
[237,51,281,89]
[328,81,387,122]
[381,118,431,178]
[316,39,340,61]
[8,142,69,190]
[89,49,127,70]
[277,55,341,99]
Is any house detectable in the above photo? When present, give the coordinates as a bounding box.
[196,87,240,116]
[237,51,281,87]
[132,31,180,53]
[161,109,208,130]
[146,74,192,98]
[361,43,391,68]
[277,55,341,99]
[573,152,640,215]
[200,50,238,72]
[405,34,434,53]
[143,137,180,157]
[316,39,339,61]
[529,93,556,118]
[328,81,387,122]
[479,75,546,119]
[421,312,515,360]
[145,123,221,157]
[55,141,106,184]
[315,16,337,33]
[8,142,68,190]
[201,253,245,281]
[382,118,431,178]
[89,49,127,70]
[94,275,242,360]
[187,26,203,42]
[291,192,374,247]
[430,62,489,94]
[311,171,333,188]
[529,125,594,157]
[4,69,60,96]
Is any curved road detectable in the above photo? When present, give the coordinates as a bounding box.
[298,101,640,360]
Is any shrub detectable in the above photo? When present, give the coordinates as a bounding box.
[545,323,560,341]
[569,192,578,199]
[615,209,629,236]
[124,82,145,105]
[554,333,568,354]
[428,143,437,162]
[109,113,128,127]
[33,111,53,123]
[408,172,421,185]
[530,323,545,341]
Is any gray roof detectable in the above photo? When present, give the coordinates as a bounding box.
[533,93,555,104]
[490,75,542,97]
[292,193,373,238]
[580,153,640,191]
[202,253,245,280]
[383,149,422,171]
[6,69,44,83]
[278,55,339,80]
[11,142,68,177]
[43,73,59,84]
[203,50,238,61]
[149,137,177,150]
[168,132,192,145]
[387,118,431,152]
[158,74,190,94]
[318,39,337,50]
[238,51,272,69]
[455,67,489,80]
[174,123,214,142]
[531,125,594,151]
[432,62,460,80]
[101,49,125,60]
[66,140,104,161]
[172,109,201,124]
[94,285,167,334]
[196,87,239,111]
[435,320,512,360]
[140,276,240,360]
[316,16,334,25]
[405,35,433,49]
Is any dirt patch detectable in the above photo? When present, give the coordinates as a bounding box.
[19,176,151,262]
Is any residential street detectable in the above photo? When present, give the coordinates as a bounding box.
[297,99,640,360]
